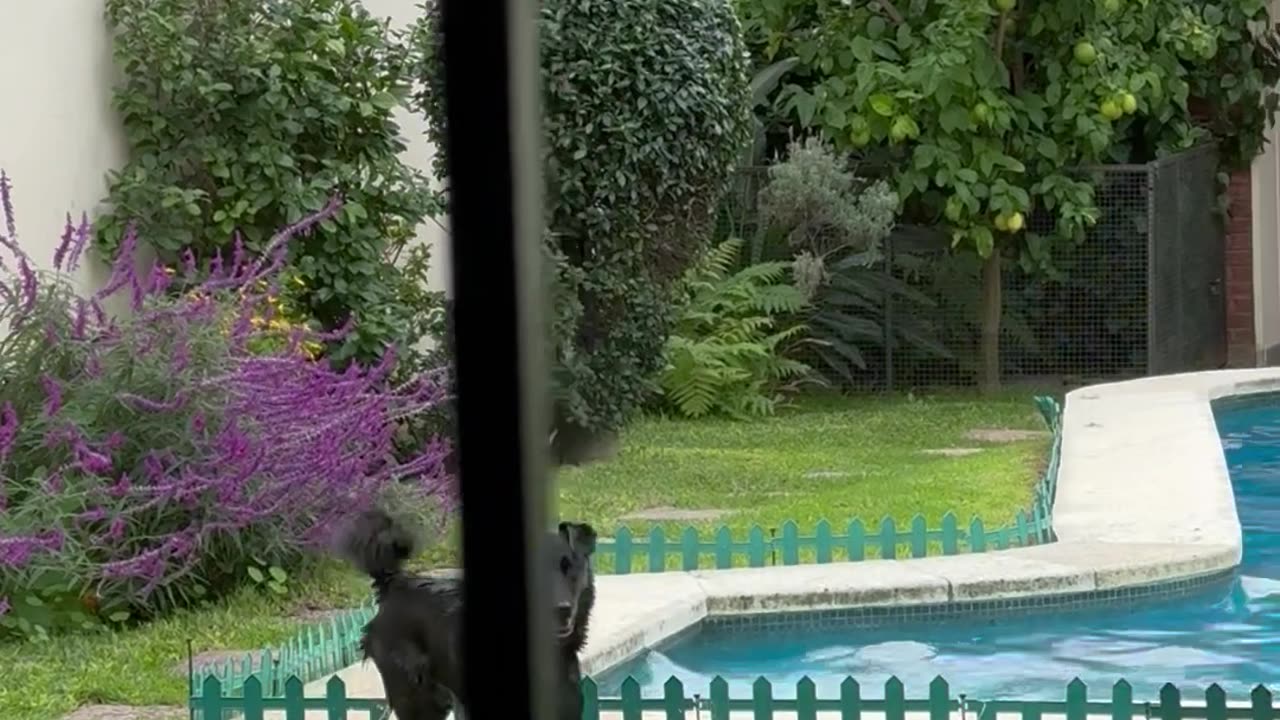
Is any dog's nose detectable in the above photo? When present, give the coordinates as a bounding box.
[556,603,572,624]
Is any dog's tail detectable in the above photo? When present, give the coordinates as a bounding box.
[337,507,421,595]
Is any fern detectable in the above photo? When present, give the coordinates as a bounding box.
[656,238,821,419]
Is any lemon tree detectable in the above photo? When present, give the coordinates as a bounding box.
[740,0,1279,390]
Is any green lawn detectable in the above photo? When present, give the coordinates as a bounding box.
[556,391,1052,537]
[1,391,1051,720]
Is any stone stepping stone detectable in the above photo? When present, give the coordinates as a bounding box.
[619,506,730,522]
[964,428,1050,443]
[62,706,185,720]
[920,447,984,457]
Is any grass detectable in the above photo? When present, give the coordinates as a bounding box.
[2,391,1051,719]
[556,391,1053,538]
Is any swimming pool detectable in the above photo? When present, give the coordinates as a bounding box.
[594,395,1280,701]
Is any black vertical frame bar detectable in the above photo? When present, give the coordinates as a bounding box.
[441,0,553,718]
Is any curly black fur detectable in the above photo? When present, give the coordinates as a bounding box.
[338,507,597,720]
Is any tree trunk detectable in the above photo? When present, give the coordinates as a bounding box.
[978,250,1002,394]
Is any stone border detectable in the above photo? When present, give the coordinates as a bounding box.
[315,369,1280,702]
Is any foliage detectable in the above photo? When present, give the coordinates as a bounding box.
[744,0,1279,261]
[99,0,443,364]
[410,0,753,433]
[0,174,453,640]
[756,139,948,384]
[657,238,813,419]
[739,0,1280,387]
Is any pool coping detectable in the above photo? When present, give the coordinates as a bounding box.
[311,368,1280,704]
[574,368,1280,677]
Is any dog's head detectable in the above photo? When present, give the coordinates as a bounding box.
[551,521,596,640]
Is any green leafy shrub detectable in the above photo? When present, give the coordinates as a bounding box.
[658,239,813,418]
[411,0,752,434]
[100,0,442,363]
[757,138,948,385]
[0,179,452,638]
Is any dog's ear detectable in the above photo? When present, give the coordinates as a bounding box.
[558,521,597,556]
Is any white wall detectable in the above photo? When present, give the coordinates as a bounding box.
[1253,0,1280,364]
[0,0,450,301]
[0,3,125,293]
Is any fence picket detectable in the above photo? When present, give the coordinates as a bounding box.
[753,677,773,720]
[283,676,306,720]
[664,676,685,720]
[797,676,818,720]
[1112,679,1134,720]
[581,677,600,720]
[1066,679,1087,720]
[815,520,833,563]
[243,675,265,720]
[1206,684,1228,720]
[929,677,949,720]
[847,520,865,561]
[1159,684,1181,720]
[715,527,732,569]
[681,527,699,571]
[621,677,642,720]
[885,676,906,720]
[615,527,633,575]
[325,676,349,719]
[1250,686,1273,720]
[748,526,767,567]
[970,517,986,552]
[911,515,928,558]
[781,521,800,565]
[648,527,667,572]
[879,517,897,560]
[198,676,224,719]
[941,512,959,555]
[711,676,730,720]
[840,677,861,720]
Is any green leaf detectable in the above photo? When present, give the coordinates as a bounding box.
[108,611,131,623]
[939,105,969,133]
[869,93,896,117]
[1037,138,1058,160]
[269,566,288,583]
[370,91,398,110]
[246,566,265,583]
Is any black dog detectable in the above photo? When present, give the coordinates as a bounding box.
[338,508,597,720]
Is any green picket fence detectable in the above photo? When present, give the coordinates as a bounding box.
[190,602,375,699]
[191,675,387,719]
[191,672,1280,720]
[593,395,1063,574]
[583,675,1280,720]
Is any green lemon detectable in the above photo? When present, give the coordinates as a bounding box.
[1100,99,1123,120]
[945,197,964,223]
[1121,92,1137,115]
[1074,41,1098,66]
[1006,211,1025,232]
[994,0,1016,11]
[994,213,1010,232]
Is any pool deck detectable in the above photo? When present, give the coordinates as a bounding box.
[290,368,1280,716]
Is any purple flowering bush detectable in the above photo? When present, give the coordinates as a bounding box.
[0,173,454,639]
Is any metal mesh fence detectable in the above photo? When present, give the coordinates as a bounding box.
[718,144,1226,391]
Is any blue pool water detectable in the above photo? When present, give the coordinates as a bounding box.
[595,397,1280,701]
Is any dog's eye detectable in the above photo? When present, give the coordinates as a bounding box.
[560,556,571,574]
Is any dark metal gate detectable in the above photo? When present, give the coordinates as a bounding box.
[1146,144,1228,375]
